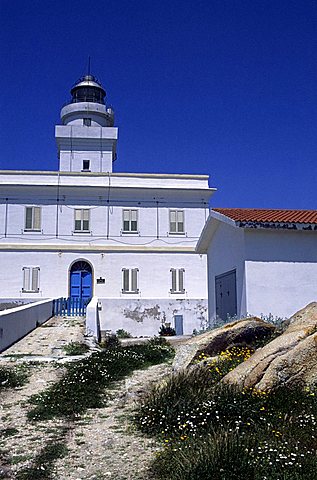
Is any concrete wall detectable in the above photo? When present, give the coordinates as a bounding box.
[98,298,208,336]
[0,298,54,352]
[207,222,247,321]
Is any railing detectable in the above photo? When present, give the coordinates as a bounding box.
[53,297,89,317]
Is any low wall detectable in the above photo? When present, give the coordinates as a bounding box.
[97,298,208,337]
[86,297,100,339]
[0,298,54,352]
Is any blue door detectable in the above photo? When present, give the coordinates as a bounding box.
[70,261,92,301]
[174,315,184,335]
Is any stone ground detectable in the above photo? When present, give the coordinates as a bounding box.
[0,316,179,479]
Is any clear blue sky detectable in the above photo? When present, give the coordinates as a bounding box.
[0,0,316,209]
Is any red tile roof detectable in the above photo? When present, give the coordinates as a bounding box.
[213,208,317,225]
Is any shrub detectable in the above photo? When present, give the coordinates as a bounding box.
[159,325,176,336]
[63,341,90,356]
[0,365,28,391]
[99,334,121,349]
[116,329,133,338]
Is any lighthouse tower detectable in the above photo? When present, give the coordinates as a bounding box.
[55,75,118,172]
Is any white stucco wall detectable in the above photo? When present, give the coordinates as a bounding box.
[0,299,54,352]
[98,298,208,336]
[207,222,247,322]
[244,229,317,319]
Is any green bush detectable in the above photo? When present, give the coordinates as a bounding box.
[63,341,90,356]
[0,365,28,391]
[159,325,176,336]
[116,329,133,338]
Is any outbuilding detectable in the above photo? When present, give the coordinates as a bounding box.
[196,208,317,322]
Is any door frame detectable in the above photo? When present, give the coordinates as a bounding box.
[68,258,94,299]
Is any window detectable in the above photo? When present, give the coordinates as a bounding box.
[122,209,138,233]
[169,210,184,234]
[83,118,91,126]
[22,267,40,292]
[74,209,90,232]
[82,160,90,171]
[122,268,139,293]
[25,206,41,231]
[170,268,185,293]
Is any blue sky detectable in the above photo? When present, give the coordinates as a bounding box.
[0,0,316,209]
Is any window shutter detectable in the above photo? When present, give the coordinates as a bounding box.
[177,211,184,232]
[179,269,184,292]
[32,268,39,291]
[123,269,129,291]
[25,207,33,230]
[170,211,176,232]
[33,207,41,230]
[171,269,176,292]
[82,209,89,231]
[123,210,130,231]
[23,267,30,291]
[75,209,81,231]
[131,210,138,231]
[131,269,138,292]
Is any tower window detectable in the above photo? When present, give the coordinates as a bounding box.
[122,209,138,233]
[25,206,41,231]
[169,210,184,234]
[82,160,90,171]
[83,118,91,126]
[74,209,90,232]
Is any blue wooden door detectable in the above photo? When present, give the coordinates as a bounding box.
[70,270,92,300]
[81,271,92,300]
[174,315,184,335]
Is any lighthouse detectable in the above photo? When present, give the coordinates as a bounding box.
[55,74,118,173]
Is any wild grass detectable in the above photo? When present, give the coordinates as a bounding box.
[27,337,174,421]
[134,346,317,479]
[63,341,90,356]
[15,441,68,480]
[0,365,28,391]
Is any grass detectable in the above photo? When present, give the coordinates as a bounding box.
[15,441,68,480]
[63,341,90,356]
[0,365,28,391]
[134,346,317,479]
[27,337,174,421]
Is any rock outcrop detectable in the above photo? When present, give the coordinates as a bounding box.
[223,302,317,391]
[172,317,275,370]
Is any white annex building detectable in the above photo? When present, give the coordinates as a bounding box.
[0,74,215,337]
[197,208,317,321]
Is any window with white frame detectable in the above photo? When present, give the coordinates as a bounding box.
[22,267,40,292]
[169,210,184,234]
[170,268,185,293]
[122,268,139,293]
[74,209,90,232]
[25,206,41,231]
[122,209,138,233]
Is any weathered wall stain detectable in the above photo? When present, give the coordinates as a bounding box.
[123,303,162,323]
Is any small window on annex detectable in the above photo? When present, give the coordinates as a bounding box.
[82,160,90,171]
[122,268,139,293]
[22,267,40,292]
[170,268,185,293]
[169,210,184,234]
[25,206,41,231]
[122,209,138,233]
[74,209,90,232]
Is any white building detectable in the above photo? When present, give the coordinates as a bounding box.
[196,208,317,322]
[0,74,215,337]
